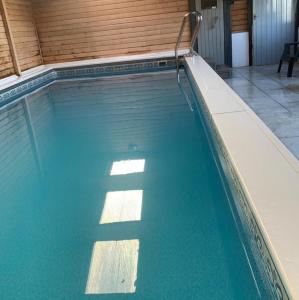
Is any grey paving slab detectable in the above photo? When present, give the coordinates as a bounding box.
[280,137,299,160]
[224,77,252,88]
[225,64,299,160]
[242,96,288,116]
[232,85,267,98]
[250,79,283,90]
[258,114,299,138]
[283,102,299,117]
[269,90,299,104]
[283,83,299,93]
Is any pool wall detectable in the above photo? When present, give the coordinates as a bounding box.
[1,51,298,299]
[185,56,299,300]
[0,54,178,107]
[184,61,288,300]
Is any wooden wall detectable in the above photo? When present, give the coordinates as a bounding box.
[0,0,42,78]
[0,11,14,77]
[0,0,253,79]
[31,0,190,63]
[231,0,248,33]
[6,0,42,70]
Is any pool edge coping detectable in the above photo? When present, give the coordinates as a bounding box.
[185,55,299,300]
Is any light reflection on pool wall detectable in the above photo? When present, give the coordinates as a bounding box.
[100,190,143,224]
[110,159,145,175]
[85,240,139,294]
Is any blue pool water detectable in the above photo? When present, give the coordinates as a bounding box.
[0,70,270,299]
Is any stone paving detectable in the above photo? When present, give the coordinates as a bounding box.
[224,64,299,160]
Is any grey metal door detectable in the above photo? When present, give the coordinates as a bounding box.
[253,0,296,65]
[195,0,225,65]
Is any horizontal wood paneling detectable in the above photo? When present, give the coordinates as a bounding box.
[231,0,248,33]
[6,0,42,71]
[31,0,190,63]
[0,7,14,78]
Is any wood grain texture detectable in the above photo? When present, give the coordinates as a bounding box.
[0,1,17,77]
[6,0,42,71]
[231,0,248,33]
[31,0,190,63]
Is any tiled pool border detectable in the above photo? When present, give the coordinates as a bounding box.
[0,70,57,107]
[183,57,297,300]
[0,58,176,107]
[184,60,291,300]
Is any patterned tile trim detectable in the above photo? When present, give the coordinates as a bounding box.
[0,58,176,107]
[184,61,290,300]
[55,58,176,79]
[0,71,57,107]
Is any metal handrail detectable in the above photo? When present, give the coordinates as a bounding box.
[175,11,202,112]
[175,11,202,71]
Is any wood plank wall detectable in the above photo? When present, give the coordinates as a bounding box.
[0,0,252,79]
[31,0,190,63]
[5,0,42,71]
[0,11,14,77]
[231,0,249,33]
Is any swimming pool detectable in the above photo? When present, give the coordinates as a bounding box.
[0,68,273,299]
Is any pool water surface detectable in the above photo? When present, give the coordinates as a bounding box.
[0,70,270,299]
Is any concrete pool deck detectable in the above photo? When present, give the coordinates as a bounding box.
[224,64,299,160]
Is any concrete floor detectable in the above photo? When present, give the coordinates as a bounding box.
[224,63,299,160]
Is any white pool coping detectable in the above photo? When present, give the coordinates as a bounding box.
[185,55,299,299]
[0,50,188,92]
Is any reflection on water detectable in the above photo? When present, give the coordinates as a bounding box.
[0,87,55,202]
[110,159,145,175]
[100,190,143,224]
[85,240,139,294]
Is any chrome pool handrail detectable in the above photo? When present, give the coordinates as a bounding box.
[175,11,202,112]
[175,11,202,71]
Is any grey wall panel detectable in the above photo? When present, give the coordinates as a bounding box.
[253,0,296,65]
[195,0,225,65]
